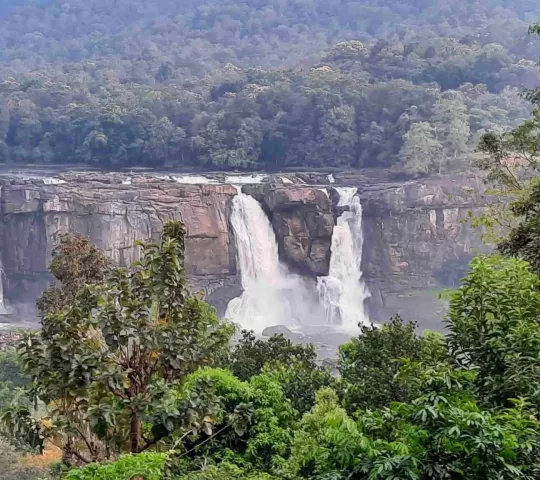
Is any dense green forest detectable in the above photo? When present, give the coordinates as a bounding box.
[0,0,539,170]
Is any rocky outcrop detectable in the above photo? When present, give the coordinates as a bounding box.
[244,184,335,276]
[0,174,241,317]
[358,175,490,320]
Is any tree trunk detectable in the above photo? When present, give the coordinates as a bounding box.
[130,412,142,453]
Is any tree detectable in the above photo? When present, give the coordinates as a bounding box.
[228,331,320,382]
[0,350,30,410]
[2,221,235,464]
[36,233,110,316]
[432,91,470,169]
[287,366,540,480]
[339,316,447,413]
[497,181,540,273]
[169,368,293,477]
[447,255,540,409]
[228,331,334,414]
[399,122,442,174]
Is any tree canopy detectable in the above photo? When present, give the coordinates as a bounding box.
[0,0,536,170]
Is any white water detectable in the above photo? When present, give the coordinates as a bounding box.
[42,177,66,185]
[0,263,7,315]
[225,174,267,184]
[173,175,216,184]
[225,190,320,332]
[317,187,370,330]
[327,174,336,184]
[0,187,7,315]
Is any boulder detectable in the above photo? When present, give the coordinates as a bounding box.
[262,325,294,337]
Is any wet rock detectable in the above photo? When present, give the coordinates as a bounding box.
[262,325,294,337]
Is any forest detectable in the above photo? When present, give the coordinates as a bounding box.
[0,0,539,170]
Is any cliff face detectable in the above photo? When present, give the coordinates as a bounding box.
[359,175,490,317]
[0,174,240,317]
[245,184,335,276]
[0,172,490,322]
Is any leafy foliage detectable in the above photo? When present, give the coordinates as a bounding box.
[339,316,447,412]
[288,365,540,480]
[228,331,334,414]
[0,350,31,412]
[170,368,294,476]
[63,453,166,480]
[2,221,235,465]
[36,233,110,316]
[447,255,540,408]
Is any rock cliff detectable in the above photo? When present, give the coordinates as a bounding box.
[358,175,490,320]
[0,174,240,317]
[244,184,335,276]
[0,172,490,324]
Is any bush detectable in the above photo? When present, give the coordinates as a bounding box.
[64,453,166,480]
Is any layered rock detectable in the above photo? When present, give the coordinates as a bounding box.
[244,184,335,276]
[358,175,490,321]
[0,174,240,317]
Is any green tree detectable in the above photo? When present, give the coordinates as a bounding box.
[338,316,447,413]
[399,122,442,174]
[0,350,30,410]
[228,331,319,382]
[2,221,235,465]
[447,255,540,409]
[432,91,470,163]
[288,365,540,480]
[170,368,293,477]
[37,233,110,315]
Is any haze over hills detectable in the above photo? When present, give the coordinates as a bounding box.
[0,0,539,171]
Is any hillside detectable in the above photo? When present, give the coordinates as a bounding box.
[0,0,539,170]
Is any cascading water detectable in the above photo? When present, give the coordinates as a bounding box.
[173,175,216,184]
[224,174,267,184]
[225,189,321,332]
[0,187,7,315]
[317,187,370,330]
[0,262,7,315]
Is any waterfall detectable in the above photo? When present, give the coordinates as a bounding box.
[0,187,7,315]
[317,187,370,330]
[225,190,320,332]
[224,174,267,184]
[0,261,6,315]
[42,177,66,185]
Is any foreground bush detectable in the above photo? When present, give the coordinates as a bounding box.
[64,453,166,480]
